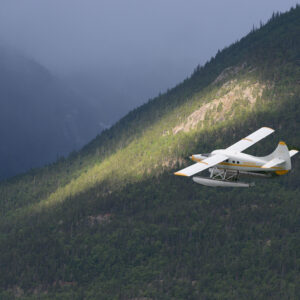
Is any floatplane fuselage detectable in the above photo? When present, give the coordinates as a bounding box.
[175,127,298,187]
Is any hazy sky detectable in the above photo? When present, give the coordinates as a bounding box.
[0,1,299,123]
[0,0,298,73]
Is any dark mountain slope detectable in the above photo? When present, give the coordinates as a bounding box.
[0,48,103,179]
[0,6,299,299]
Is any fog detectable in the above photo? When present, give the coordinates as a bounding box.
[0,0,298,123]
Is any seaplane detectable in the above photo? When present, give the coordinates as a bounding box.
[174,127,298,187]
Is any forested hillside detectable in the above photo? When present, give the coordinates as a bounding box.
[0,6,299,299]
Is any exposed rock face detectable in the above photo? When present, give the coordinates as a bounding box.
[173,79,264,135]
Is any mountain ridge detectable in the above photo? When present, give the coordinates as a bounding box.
[0,6,299,299]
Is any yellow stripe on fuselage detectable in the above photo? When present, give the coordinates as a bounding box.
[219,161,283,170]
[191,156,286,171]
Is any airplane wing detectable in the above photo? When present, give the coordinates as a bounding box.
[174,154,228,177]
[226,127,274,152]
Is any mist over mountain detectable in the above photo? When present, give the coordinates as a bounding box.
[65,61,191,124]
[0,47,104,179]
[1,1,296,129]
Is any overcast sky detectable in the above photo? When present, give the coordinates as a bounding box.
[0,0,298,73]
[0,0,298,123]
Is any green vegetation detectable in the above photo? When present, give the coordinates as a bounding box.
[0,6,300,299]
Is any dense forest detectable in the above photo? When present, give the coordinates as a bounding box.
[0,6,299,299]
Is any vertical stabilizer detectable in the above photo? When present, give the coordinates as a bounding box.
[267,141,291,171]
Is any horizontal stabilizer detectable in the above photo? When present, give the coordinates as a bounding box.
[289,150,298,157]
[174,154,227,177]
[261,157,285,169]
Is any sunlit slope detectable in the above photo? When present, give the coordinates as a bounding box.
[2,76,299,218]
[0,6,299,299]
[1,67,299,221]
[1,6,299,219]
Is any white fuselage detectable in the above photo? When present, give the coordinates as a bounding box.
[192,149,285,173]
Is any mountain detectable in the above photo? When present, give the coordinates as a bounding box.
[0,48,104,179]
[0,6,299,299]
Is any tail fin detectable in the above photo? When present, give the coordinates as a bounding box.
[264,141,291,171]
